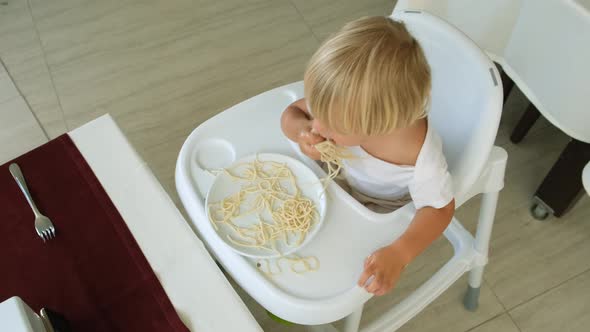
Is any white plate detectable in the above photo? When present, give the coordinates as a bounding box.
[206,153,327,258]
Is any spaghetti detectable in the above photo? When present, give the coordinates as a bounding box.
[256,255,320,276]
[208,158,318,260]
[314,140,352,187]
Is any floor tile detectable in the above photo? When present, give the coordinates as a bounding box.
[510,269,590,332]
[487,195,590,310]
[0,59,47,163]
[467,314,519,332]
[0,0,66,138]
[290,0,395,41]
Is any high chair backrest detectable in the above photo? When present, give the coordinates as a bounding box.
[392,11,503,202]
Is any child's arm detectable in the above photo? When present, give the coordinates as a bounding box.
[358,199,455,296]
[281,98,324,160]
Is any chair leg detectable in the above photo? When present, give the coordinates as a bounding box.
[533,139,590,218]
[342,306,363,332]
[510,103,541,144]
[464,190,499,311]
[497,64,515,104]
[464,267,483,311]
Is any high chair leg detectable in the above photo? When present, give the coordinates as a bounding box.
[464,190,499,311]
[464,266,483,311]
[342,306,363,332]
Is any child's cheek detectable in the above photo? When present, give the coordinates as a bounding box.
[334,134,364,147]
[311,120,328,137]
[332,135,352,146]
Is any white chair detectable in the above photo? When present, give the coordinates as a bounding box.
[176,11,507,332]
[394,0,590,219]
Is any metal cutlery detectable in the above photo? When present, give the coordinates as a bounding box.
[9,163,56,241]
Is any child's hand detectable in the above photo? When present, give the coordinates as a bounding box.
[297,126,325,160]
[357,244,409,296]
[281,98,325,159]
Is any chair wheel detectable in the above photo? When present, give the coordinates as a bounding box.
[530,202,549,220]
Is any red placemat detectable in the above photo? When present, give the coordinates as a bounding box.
[0,135,189,332]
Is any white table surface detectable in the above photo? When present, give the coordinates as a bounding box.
[69,114,262,332]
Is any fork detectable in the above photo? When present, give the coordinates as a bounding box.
[9,163,56,241]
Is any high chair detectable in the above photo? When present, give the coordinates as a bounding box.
[176,10,507,332]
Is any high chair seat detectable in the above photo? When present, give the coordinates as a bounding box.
[176,10,506,331]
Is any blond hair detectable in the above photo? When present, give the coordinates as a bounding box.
[304,16,431,135]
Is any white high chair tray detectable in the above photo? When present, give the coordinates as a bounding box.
[205,153,327,258]
[176,82,478,325]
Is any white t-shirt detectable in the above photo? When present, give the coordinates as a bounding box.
[341,124,454,209]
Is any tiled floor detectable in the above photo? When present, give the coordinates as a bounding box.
[0,58,47,164]
[0,0,65,138]
[1,0,589,331]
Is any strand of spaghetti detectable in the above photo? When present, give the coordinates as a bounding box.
[257,259,282,276]
[258,255,320,275]
[226,234,274,251]
[278,255,320,274]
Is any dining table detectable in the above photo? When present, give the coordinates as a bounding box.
[0,114,262,332]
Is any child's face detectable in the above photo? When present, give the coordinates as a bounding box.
[312,118,366,147]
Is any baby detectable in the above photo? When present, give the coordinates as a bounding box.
[281,16,455,296]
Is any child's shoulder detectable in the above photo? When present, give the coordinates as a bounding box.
[366,118,427,167]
